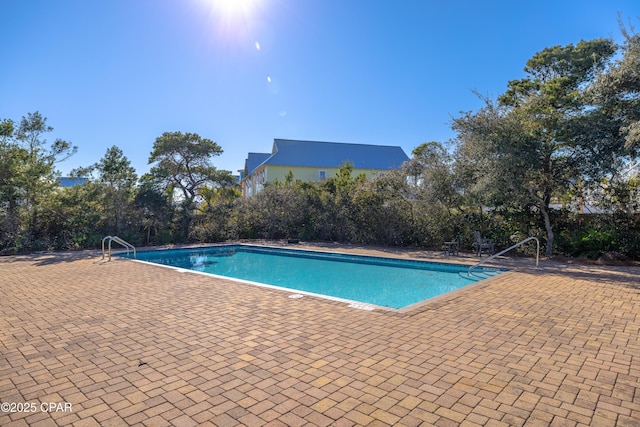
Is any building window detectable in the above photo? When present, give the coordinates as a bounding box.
[318,170,326,181]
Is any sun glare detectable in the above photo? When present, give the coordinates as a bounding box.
[199,0,266,44]
[208,0,261,21]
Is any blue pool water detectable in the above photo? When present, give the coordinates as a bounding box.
[132,245,503,310]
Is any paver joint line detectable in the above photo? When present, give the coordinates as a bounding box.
[1,244,638,426]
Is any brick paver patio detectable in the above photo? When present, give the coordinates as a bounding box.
[1,243,639,426]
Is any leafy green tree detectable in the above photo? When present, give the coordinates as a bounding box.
[258,185,308,240]
[191,184,242,242]
[17,112,76,245]
[453,39,618,255]
[198,185,241,211]
[0,119,24,250]
[407,142,461,213]
[0,119,13,144]
[350,171,414,245]
[39,182,103,250]
[314,162,366,241]
[72,146,139,236]
[593,20,640,152]
[402,142,467,245]
[94,146,138,235]
[135,173,176,244]
[0,112,76,250]
[148,131,235,240]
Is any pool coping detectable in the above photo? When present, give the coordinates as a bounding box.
[126,242,508,313]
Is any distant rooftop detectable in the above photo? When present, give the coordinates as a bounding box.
[245,152,272,174]
[247,139,409,174]
[57,177,88,187]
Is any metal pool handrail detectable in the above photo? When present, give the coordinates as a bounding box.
[468,236,539,276]
[102,236,136,261]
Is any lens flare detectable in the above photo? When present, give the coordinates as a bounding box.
[209,0,261,20]
[200,0,265,43]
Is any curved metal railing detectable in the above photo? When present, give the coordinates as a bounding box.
[102,236,136,261]
[468,236,539,276]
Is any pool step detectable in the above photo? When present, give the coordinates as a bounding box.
[471,269,502,280]
[459,269,503,281]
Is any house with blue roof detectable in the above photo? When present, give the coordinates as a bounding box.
[242,139,409,196]
[57,177,88,187]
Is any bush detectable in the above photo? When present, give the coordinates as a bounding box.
[568,228,617,259]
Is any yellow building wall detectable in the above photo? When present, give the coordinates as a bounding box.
[263,165,384,183]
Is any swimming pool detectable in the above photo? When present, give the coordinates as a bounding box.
[132,245,504,310]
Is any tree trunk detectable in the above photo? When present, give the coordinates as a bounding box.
[181,198,196,241]
[539,203,554,256]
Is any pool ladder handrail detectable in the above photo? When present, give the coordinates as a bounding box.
[468,236,539,277]
[102,236,136,261]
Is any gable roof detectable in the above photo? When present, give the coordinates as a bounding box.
[249,139,409,173]
[245,152,272,174]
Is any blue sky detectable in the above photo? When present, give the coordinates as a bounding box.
[2,0,638,177]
